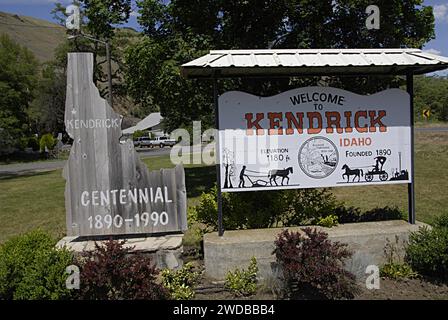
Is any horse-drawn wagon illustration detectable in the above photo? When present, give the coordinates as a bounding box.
[237,166,294,188]
[341,156,389,183]
[364,156,388,182]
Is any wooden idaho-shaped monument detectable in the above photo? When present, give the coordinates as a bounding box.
[58,53,187,268]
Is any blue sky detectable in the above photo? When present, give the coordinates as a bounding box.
[0,0,447,61]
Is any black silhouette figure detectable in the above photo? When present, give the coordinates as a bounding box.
[342,164,363,182]
[321,153,337,167]
[268,167,293,186]
[390,169,409,181]
[224,163,229,188]
[239,165,247,188]
[374,156,387,172]
[365,156,388,182]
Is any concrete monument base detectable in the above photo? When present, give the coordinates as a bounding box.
[57,234,184,270]
[204,220,427,282]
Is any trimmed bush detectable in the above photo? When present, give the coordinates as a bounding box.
[194,186,403,231]
[335,206,403,224]
[14,247,74,299]
[405,214,448,280]
[194,185,341,230]
[224,256,258,297]
[315,214,339,227]
[0,230,75,300]
[77,239,169,300]
[273,228,358,299]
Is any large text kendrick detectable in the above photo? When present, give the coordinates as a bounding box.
[244,110,387,135]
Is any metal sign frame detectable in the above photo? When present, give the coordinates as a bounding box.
[212,73,416,236]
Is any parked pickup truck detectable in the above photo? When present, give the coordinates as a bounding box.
[133,137,152,148]
[133,136,176,148]
[149,136,176,148]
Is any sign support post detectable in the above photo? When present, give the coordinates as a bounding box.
[214,78,224,236]
[406,73,416,224]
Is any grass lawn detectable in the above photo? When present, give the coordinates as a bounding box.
[0,156,214,243]
[332,131,448,225]
[0,131,447,243]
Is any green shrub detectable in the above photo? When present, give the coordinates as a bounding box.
[335,206,404,223]
[161,262,201,300]
[14,247,74,299]
[316,214,339,227]
[195,185,341,230]
[380,263,418,280]
[380,235,417,280]
[0,230,75,300]
[27,136,40,151]
[225,257,258,297]
[132,130,148,140]
[434,213,448,229]
[405,218,448,280]
[18,137,28,151]
[187,206,199,228]
[273,228,358,299]
[39,133,56,152]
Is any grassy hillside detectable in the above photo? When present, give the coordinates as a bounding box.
[0,11,65,63]
[0,11,141,118]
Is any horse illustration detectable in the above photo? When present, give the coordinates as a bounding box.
[268,167,293,186]
[342,164,363,182]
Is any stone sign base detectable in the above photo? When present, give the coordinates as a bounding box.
[57,234,184,270]
[204,220,427,282]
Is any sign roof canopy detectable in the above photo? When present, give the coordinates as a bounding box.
[180,48,448,79]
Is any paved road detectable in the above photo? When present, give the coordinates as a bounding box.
[415,127,448,132]
[0,145,204,175]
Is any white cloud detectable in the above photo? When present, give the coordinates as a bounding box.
[434,4,448,22]
[130,11,139,17]
[423,48,442,55]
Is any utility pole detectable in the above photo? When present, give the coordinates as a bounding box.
[105,41,113,108]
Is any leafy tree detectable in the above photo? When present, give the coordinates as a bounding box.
[132,130,147,139]
[28,63,66,136]
[413,75,448,121]
[80,0,132,40]
[126,0,435,131]
[0,34,38,154]
[125,34,215,131]
[52,0,133,98]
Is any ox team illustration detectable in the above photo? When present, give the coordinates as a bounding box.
[218,87,411,192]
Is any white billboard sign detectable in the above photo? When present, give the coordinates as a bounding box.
[218,87,411,192]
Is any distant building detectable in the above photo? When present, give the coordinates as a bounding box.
[122,113,166,137]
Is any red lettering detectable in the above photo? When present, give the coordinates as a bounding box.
[307,112,322,134]
[344,111,353,133]
[325,111,343,134]
[245,113,264,135]
[354,111,368,133]
[285,112,304,135]
[369,110,387,132]
[268,112,283,135]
